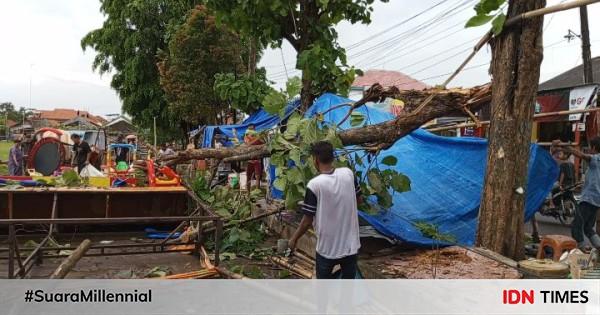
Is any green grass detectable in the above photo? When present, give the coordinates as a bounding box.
[0,141,12,175]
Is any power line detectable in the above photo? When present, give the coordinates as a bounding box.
[345,0,452,50]
[349,0,477,61]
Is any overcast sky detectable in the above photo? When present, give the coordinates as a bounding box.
[0,0,598,116]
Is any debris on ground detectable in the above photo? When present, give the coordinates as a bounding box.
[361,246,520,279]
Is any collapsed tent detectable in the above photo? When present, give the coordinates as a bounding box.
[276,93,558,247]
[200,100,300,148]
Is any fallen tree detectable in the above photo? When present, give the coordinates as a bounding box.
[161,84,491,164]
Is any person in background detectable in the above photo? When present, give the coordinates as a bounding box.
[549,148,576,208]
[556,137,600,250]
[165,143,175,155]
[243,124,263,192]
[8,135,23,176]
[71,133,91,174]
[289,141,362,279]
[113,134,129,163]
[158,143,167,157]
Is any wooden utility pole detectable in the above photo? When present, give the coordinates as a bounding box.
[580,6,594,83]
[476,0,546,260]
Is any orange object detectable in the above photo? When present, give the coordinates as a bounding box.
[197,159,207,171]
[146,160,181,187]
[536,235,577,261]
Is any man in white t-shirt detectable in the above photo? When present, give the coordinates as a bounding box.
[289,141,361,279]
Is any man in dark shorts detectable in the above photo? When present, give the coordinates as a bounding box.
[557,137,600,249]
[71,133,91,174]
[244,124,263,192]
[289,141,362,279]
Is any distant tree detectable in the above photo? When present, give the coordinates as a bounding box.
[0,102,21,122]
[158,5,248,126]
[81,0,200,137]
[206,0,387,110]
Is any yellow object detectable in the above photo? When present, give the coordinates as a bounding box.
[32,176,110,188]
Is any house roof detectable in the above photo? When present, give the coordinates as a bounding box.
[37,108,107,126]
[6,119,16,127]
[352,69,429,90]
[539,56,600,91]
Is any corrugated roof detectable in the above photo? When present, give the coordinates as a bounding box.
[352,69,428,90]
[539,56,600,91]
[37,108,107,126]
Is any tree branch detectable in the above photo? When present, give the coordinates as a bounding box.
[161,84,491,165]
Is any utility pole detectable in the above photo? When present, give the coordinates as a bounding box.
[580,6,593,83]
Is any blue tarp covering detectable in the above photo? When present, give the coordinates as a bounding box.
[275,93,558,247]
[201,99,301,148]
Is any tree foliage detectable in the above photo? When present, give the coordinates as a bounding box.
[158,5,248,125]
[81,0,199,133]
[206,0,387,110]
[465,0,507,35]
[0,102,23,122]
[214,69,274,115]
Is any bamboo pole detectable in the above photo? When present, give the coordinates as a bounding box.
[215,266,249,279]
[49,239,92,279]
[269,256,313,279]
[427,107,600,132]
[411,0,600,119]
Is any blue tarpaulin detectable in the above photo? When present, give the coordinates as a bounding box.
[273,93,558,247]
[201,99,300,148]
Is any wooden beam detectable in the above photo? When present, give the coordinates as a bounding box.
[427,107,600,132]
[49,239,92,279]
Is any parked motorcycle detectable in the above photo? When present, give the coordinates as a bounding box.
[538,182,581,226]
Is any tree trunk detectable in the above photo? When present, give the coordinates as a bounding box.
[300,75,315,112]
[476,0,545,260]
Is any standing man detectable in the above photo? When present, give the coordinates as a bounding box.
[557,137,600,249]
[243,124,263,192]
[71,133,91,174]
[8,135,23,176]
[289,141,361,279]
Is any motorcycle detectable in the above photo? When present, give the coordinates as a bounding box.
[538,182,581,226]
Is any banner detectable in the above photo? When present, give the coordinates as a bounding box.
[569,85,598,121]
[1,280,599,315]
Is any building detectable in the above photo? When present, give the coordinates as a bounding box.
[350,70,429,116]
[33,108,107,127]
[104,116,136,135]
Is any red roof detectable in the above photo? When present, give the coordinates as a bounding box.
[37,108,107,126]
[352,70,428,90]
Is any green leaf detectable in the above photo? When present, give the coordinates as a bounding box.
[475,0,505,15]
[381,156,398,166]
[390,173,411,193]
[491,13,506,35]
[287,167,304,184]
[263,90,287,115]
[289,148,302,165]
[350,111,365,127]
[465,14,494,28]
[285,76,301,98]
[376,190,393,208]
[367,169,385,194]
[273,177,287,191]
[284,113,302,139]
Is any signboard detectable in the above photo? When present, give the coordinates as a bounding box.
[568,85,598,121]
